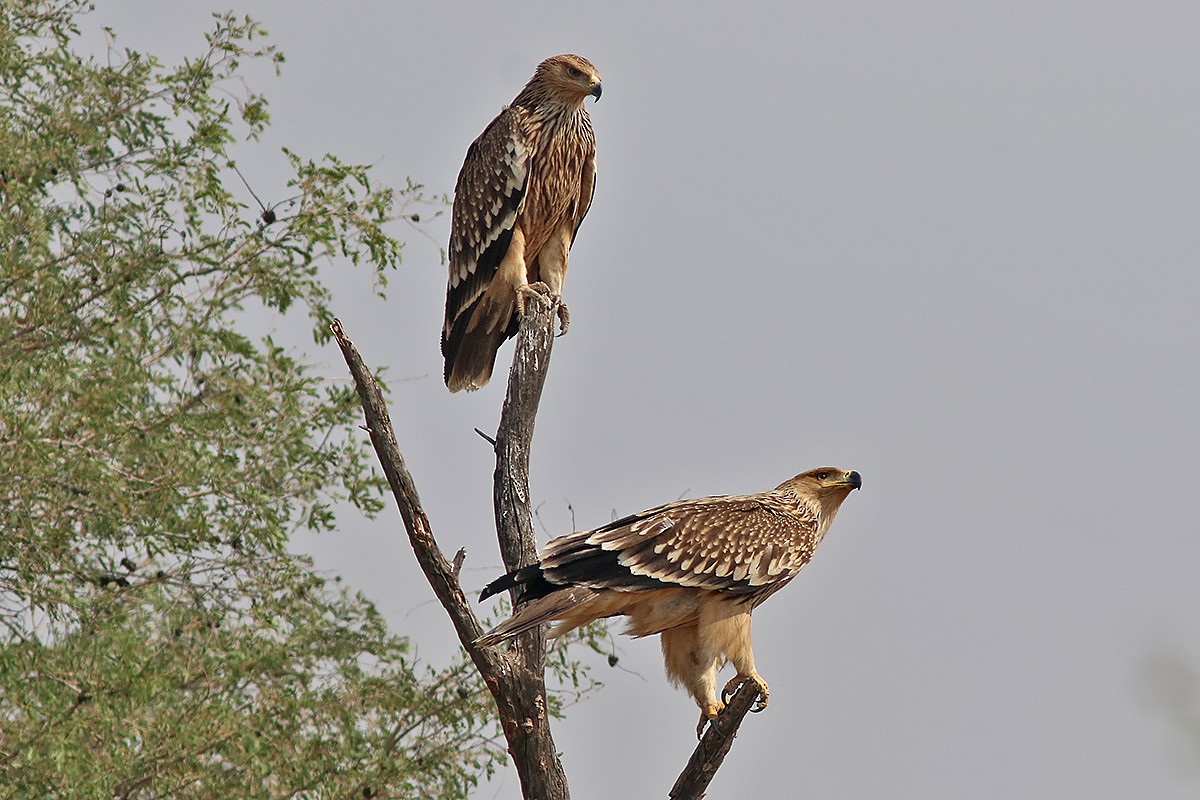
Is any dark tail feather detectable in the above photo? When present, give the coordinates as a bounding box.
[475,587,599,647]
[479,564,544,602]
[442,298,519,393]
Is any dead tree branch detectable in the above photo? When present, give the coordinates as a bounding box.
[332,296,569,800]
[335,290,759,800]
[487,292,570,798]
[330,318,490,661]
[669,682,763,800]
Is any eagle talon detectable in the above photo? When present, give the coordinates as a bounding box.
[555,301,570,336]
[516,282,553,317]
[722,673,770,713]
[696,701,724,738]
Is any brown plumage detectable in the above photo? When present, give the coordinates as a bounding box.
[442,54,601,392]
[477,467,862,732]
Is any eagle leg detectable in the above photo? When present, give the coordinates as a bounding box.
[721,671,770,713]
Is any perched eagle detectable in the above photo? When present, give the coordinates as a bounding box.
[478,467,862,732]
[442,54,602,392]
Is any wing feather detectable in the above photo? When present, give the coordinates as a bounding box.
[571,139,596,241]
[443,107,531,338]
[538,494,820,596]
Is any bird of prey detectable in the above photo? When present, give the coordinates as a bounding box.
[477,467,862,733]
[442,54,602,392]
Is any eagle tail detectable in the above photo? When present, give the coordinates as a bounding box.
[442,296,520,392]
[479,564,545,602]
[475,587,600,647]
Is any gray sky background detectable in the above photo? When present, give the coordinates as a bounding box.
[90,2,1199,797]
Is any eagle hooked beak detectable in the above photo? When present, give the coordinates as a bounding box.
[841,471,863,490]
[589,82,602,101]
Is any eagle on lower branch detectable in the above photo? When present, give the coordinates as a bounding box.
[442,54,601,392]
[478,467,862,733]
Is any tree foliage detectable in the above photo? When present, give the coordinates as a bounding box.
[0,3,503,796]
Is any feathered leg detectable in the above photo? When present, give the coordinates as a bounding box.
[661,624,723,737]
[534,225,572,336]
[719,612,770,713]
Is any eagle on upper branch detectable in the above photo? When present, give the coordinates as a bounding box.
[442,54,601,392]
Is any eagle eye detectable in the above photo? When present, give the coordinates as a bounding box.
[815,471,829,481]
[567,66,583,78]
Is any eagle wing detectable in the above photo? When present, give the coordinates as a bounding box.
[571,136,596,241]
[538,494,820,597]
[443,107,531,343]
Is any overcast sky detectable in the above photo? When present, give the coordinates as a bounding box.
[91,2,1200,797]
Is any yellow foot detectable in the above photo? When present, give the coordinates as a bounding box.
[696,700,725,738]
[515,281,553,317]
[722,672,770,713]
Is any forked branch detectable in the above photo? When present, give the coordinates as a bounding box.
[334,292,759,800]
[331,296,568,800]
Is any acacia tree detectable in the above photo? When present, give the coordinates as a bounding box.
[0,4,508,797]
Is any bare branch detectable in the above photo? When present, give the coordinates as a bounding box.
[488,292,572,799]
[336,291,758,800]
[493,289,559,576]
[332,302,571,800]
[669,682,764,800]
[329,319,496,676]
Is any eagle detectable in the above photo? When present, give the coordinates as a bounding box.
[442,54,601,392]
[477,467,862,732]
